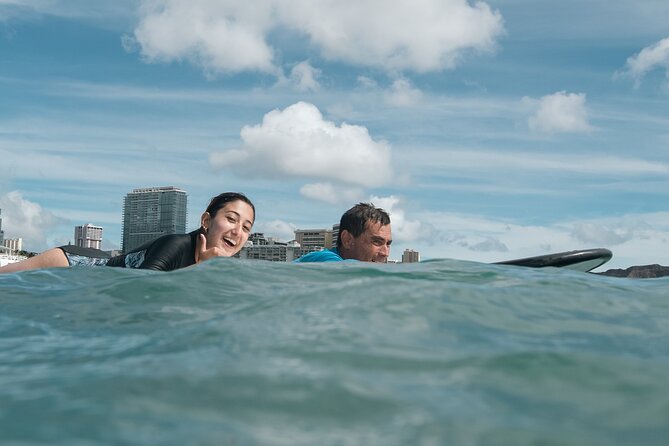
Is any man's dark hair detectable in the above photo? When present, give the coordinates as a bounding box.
[337,203,390,249]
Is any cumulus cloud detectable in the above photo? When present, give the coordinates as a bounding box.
[384,77,423,107]
[619,37,669,88]
[369,195,434,244]
[130,0,278,75]
[253,219,297,242]
[0,191,65,251]
[282,0,504,72]
[130,0,504,75]
[526,91,592,134]
[289,60,321,92]
[300,182,364,204]
[210,101,393,187]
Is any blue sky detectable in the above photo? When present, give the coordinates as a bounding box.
[1,0,668,269]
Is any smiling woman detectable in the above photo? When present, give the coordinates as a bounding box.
[0,192,255,273]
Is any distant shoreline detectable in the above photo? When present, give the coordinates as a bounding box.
[597,264,669,279]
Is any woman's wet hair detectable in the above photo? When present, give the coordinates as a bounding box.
[205,192,255,222]
[337,203,390,249]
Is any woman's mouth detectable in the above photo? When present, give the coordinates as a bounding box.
[223,237,237,248]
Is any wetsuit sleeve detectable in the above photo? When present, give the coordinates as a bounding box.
[139,235,194,271]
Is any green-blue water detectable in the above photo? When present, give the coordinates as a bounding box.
[1,259,669,445]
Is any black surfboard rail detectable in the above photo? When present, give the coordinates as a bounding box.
[494,248,613,272]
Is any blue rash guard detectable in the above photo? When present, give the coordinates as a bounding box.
[294,248,345,263]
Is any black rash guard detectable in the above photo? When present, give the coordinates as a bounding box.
[60,230,199,272]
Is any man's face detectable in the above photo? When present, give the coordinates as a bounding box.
[342,221,392,262]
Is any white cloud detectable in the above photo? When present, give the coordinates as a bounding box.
[526,91,592,134]
[384,77,423,107]
[254,219,297,242]
[282,0,504,72]
[0,191,65,251]
[131,0,504,75]
[300,182,364,205]
[289,60,321,92]
[131,0,278,75]
[210,101,393,187]
[620,37,669,88]
[369,195,434,244]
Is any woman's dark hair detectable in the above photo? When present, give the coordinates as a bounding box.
[337,203,390,249]
[205,192,255,222]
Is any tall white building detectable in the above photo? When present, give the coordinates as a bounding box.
[74,224,103,250]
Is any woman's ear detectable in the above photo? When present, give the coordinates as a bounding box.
[200,212,211,231]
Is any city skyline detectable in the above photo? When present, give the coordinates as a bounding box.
[1,1,668,269]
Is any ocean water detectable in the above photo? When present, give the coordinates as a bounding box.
[1,259,668,446]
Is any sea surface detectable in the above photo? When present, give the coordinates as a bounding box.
[1,258,668,445]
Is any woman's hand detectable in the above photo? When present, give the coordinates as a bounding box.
[196,233,228,263]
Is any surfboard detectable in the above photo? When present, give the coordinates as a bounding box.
[494,248,613,273]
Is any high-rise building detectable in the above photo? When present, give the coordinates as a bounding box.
[0,208,4,248]
[121,186,187,253]
[74,224,103,250]
[402,249,420,263]
[331,224,340,249]
[294,228,333,254]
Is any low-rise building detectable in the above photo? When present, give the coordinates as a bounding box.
[237,233,302,262]
[3,238,23,253]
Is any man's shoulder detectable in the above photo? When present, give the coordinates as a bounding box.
[294,248,343,263]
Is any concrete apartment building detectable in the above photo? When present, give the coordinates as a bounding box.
[0,208,4,248]
[402,249,420,263]
[74,224,103,250]
[294,228,333,254]
[3,238,23,253]
[331,224,340,249]
[237,233,301,262]
[121,186,187,253]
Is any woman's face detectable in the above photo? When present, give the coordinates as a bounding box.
[202,200,254,256]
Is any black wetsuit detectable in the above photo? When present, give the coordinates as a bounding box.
[59,230,199,272]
